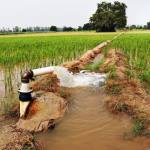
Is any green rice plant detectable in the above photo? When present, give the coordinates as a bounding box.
[111,33,150,85]
[84,58,104,72]
[0,33,116,69]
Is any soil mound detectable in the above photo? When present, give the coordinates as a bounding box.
[100,49,150,123]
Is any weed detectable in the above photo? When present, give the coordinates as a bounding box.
[125,69,135,79]
[132,118,146,136]
[114,102,128,112]
[139,71,150,85]
[84,58,104,72]
[107,84,122,95]
[123,117,148,140]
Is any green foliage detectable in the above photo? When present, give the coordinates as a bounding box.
[83,23,94,31]
[107,84,122,95]
[104,64,116,73]
[132,118,146,136]
[111,33,150,85]
[90,1,127,32]
[84,58,104,72]
[139,71,150,85]
[147,21,150,29]
[108,68,118,79]
[50,26,57,32]
[125,69,135,79]
[63,27,75,31]
[123,118,148,140]
[114,102,128,112]
[78,26,83,31]
[0,34,115,68]
[104,64,118,79]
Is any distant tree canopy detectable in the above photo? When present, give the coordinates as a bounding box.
[147,22,150,29]
[126,22,150,30]
[83,23,93,31]
[22,29,27,32]
[63,26,75,32]
[77,26,83,31]
[50,26,57,32]
[90,1,127,32]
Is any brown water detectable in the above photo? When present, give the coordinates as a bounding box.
[37,87,150,150]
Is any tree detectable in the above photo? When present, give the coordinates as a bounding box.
[83,23,93,30]
[90,1,127,32]
[129,25,137,30]
[147,22,150,29]
[78,26,83,31]
[144,25,147,30]
[22,28,27,32]
[50,26,57,32]
[63,26,75,31]
[13,26,20,32]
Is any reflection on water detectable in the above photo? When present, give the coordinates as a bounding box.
[37,87,150,150]
[0,67,21,114]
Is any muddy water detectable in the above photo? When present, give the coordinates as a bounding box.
[37,87,150,150]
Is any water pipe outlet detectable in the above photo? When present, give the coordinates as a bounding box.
[18,67,55,118]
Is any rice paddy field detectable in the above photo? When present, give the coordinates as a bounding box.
[0,31,150,114]
[111,33,150,84]
[0,32,116,114]
[0,32,116,68]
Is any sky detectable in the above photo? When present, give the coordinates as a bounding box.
[0,0,149,28]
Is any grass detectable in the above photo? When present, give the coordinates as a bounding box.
[111,33,150,85]
[107,84,122,95]
[132,118,146,136]
[84,58,104,72]
[0,32,116,69]
[113,102,129,112]
[123,117,149,140]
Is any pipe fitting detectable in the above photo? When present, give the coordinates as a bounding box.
[18,66,55,118]
[21,69,34,83]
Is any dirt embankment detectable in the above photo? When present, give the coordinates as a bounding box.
[99,49,150,134]
[62,41,110,72]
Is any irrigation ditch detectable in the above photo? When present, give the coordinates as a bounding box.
[0,34,150,150]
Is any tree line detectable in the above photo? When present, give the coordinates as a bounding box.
[0,1,150,33]
[1,22,150,34]
[0,26,75,33]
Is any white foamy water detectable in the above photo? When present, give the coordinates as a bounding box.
[52,67,106,88]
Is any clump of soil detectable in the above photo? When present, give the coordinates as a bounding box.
[16,92,67,133]
[0,126,41,150]
[100,49,150,133]
[32,72,60,93]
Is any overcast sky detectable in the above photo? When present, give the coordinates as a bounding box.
[0,0,149,28]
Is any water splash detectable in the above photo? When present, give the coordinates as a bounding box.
[52,66,106,88]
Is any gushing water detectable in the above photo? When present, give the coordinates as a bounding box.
[51,66,106,88]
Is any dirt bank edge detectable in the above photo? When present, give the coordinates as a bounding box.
[99,49,150,137]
